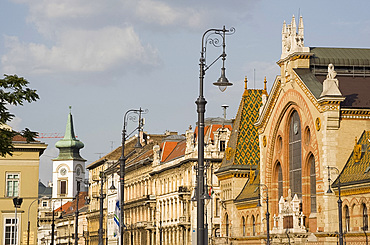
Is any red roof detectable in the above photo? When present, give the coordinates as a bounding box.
[12,135,28,142]
[162,140,186,163]
[160,141,179,162]
[54,192,87,215]
[194,124,232,142]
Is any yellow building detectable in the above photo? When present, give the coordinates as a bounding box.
[0,130,47,245]
[216,15,370,244]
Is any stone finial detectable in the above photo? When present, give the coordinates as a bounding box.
[282,21,287,35]
[260,77,268,116]
[243,76,248,97]
[262,77,268,96]
[291,15,296,33]
[298,16,304,37]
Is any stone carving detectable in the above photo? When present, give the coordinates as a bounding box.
[152,145,160,165]
[327,63,337,80]
[320,64,342,97]
[281,16,309,59]
[271,189,307,235]
[353,137,362,163]
[225,147,234,160]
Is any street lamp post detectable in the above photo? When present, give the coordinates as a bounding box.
[74,181,81,245]
[50,200,55,245]
[98,172,106,245]
[196,26,234,245]
[27,197,46,245]
[327,166,343,245]
[120,108,145,245]
[12,197,23,245]
[256,184,270,245]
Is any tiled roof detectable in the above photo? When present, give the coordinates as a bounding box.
[310,47,370,67]
[54,191,88,215]
[38,181,52,198]
[234,171,260,203]
[194,123,232,143]
[333,131,370,187]
[161,140,186,163]
[160,141,179,162]
[218,86,262,170]
[295,47,370,109]
[12,134,29,142]
[87,134,165,169]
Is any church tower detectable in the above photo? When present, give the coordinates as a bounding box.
[52,107,86,200]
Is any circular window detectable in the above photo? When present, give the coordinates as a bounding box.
[76,167,81,176]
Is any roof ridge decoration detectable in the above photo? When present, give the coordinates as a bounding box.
[55,106,85,161]
[243,76,248,97]
[262,77,268,96]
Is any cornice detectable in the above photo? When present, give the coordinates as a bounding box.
[235,201,258,210]
[341,108,370,120]
[276,52,313,66]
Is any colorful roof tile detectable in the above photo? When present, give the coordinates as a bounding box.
[333,131,370,187]
[219,78,263,170]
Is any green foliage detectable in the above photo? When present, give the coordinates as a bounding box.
[0,128,16,156]
[21,128,39,143]
[0,74,40,157]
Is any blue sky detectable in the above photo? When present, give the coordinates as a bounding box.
[1,0,370,183]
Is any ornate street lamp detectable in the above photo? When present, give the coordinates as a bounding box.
[256,184,270,245]
[120,108,146,245]
[196,26,235,245]
[327,166,343,245]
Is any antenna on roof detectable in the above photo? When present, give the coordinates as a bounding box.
[253,68,256,89]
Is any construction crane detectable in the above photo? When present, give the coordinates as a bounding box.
[37,133,66,139]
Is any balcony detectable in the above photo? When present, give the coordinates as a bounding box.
[136,221,151,228]
[178,216,190,227]
[178,186,189,193]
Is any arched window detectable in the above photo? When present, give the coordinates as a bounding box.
[225,214,229,237]
[252,215,256,236]
[277,162,283,199]
[363,204,368,231]
[309,155,316,213]
[344,205,350,232]
[289,110,302,198]
[242,217,246,236]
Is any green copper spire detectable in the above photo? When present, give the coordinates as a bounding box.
[55,106,85,161]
